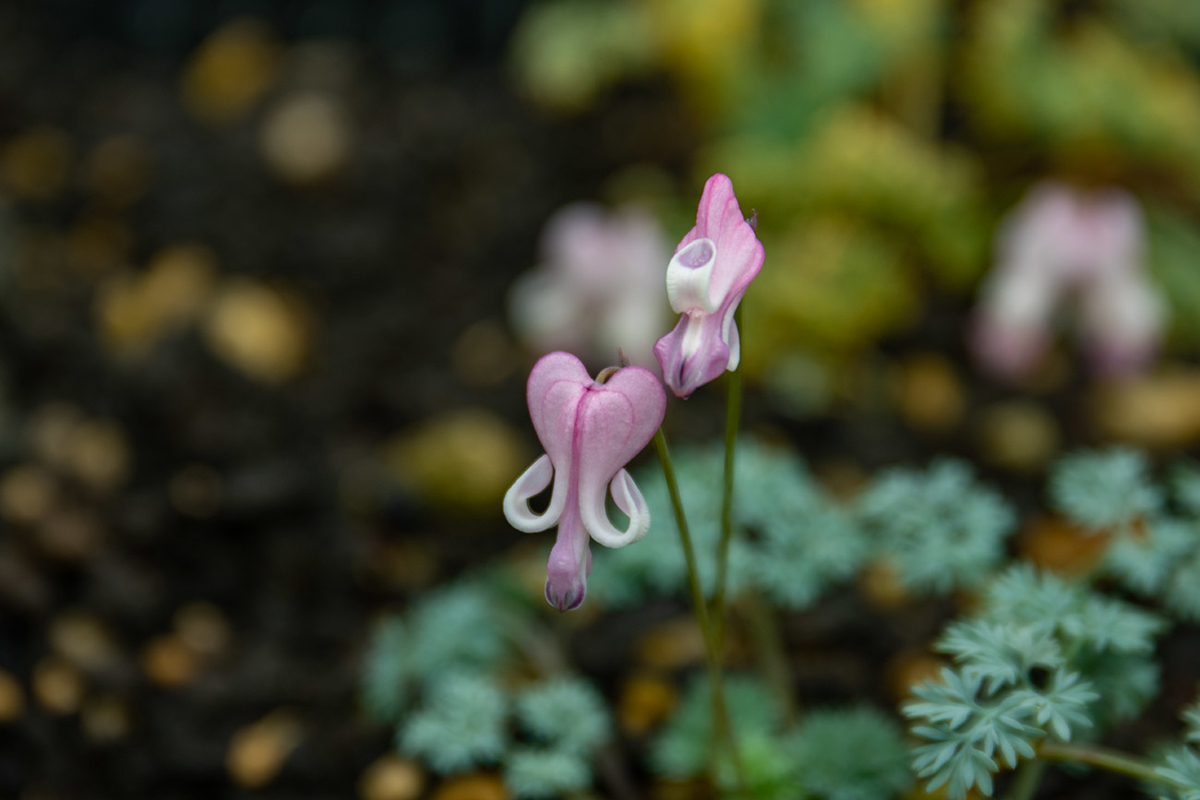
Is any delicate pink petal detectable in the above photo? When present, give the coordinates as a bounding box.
[580,469,650,548]
[575,366,665,541]
[694,174,764,305]
[695,173,736,241]
[526,351,590,512]
[577,366,666,480]
[544,505,591,611]
[654,313,731,398]
[503,454,561,532]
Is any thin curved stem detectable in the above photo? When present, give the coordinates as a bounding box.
[653,428,750,799]
[1004,760,1046,800]
[1037,742,1188,792]
[654,429,711,636]
[712,309,742,648]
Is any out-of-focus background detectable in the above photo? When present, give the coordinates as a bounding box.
[2,0,1200,797]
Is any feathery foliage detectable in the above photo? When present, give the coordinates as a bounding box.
[400,671,509,774]
[790,706,913,800]
[361,580,514,724]
[514,676,611,755]
[1046,450,1200,617]
[590,439,866,609]
[1050,447,1162,530]
[504,747,592,799]
[905,565,1167,798]
[857,459,1015,594]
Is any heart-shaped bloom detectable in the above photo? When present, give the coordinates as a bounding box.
[971,181,1164,380]
[503,351,667,611]
[654,173,765,398]
[508,203,669,370]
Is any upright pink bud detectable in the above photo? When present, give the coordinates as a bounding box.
[654,174,765,398]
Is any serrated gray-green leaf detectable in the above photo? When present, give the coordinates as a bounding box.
[1049,447,1162,529]
[504,747,591,799]
[399,672,508,774]
[514,676,610,756]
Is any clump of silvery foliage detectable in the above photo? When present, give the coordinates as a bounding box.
[361,579,612,799]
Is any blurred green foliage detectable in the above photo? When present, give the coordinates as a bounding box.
[510,0,1200,384]
[360,579,614,798]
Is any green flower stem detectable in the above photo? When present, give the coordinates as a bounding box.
[741,589,796,723]
[654,429,711,636]
[1037,742,1189,792]
[1003,760,1046,800]
[653,429,750,799]
[712,307,742,649]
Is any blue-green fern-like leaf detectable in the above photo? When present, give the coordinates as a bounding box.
[981,565,1165,655]
[408,583,511,678]
[591,439,835,606]
[936,620,1063,694]
[906,669,1042,799]
[504,747,591,799]
[1165,545,1200,621]
[1008,669,1097,741]
[857,460,1015,595]
[514,676,610,756]
[1049,447,1162,530]
[750,498,868,610]
[399,672,508,774]
[1076,651,1159,727]
[789,706,914,800]
[1155,746,1200,800]
[1185,700,1200,747]
[1105,518,1194,596]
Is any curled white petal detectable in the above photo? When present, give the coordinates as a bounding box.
[503,454,563,532]
[666,238,719,315]
[580,468,650,548]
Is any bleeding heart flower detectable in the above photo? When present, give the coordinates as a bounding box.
[971,181,1165,380]
[503,351,667,611]
[508,204,670,370]
[654,173,765,398]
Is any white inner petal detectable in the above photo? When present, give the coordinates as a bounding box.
[665,238,719,315]
[582,469,650,548]
[678,312,705,362]
[503,454,563,532]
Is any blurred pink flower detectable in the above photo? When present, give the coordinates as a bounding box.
[970,181,1165,380]
[654,173,764,398]
[509,204,669,369]
[503,352,666,611]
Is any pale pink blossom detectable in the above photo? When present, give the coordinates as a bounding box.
[509,204,669,369]
[971,181,1164,380]
[503,352,666,611]
[654,174,764,398]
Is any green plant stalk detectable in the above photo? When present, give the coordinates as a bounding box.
[712,307,742,649]
[741,589,796,723]
[653,429,750,799]
[1003,760,1047,800]
[1037,742,1191,792]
